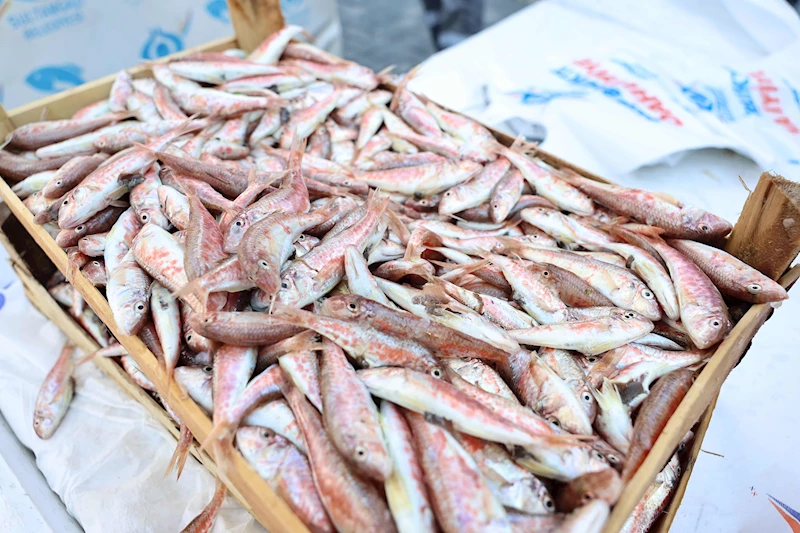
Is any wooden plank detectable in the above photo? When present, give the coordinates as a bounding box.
[0,178,309,533]
[725,173,800,279]
[0,104,14,137]
[602,264,800,532]
[226,0,286,53]
[651,398,717,533]
[1,37,236,126]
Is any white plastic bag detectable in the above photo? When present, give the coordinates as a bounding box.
[409,0,800,178]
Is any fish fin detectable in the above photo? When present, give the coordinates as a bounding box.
[593,378,628,414]
[390,64,422,111]
[210,433,236,485]
[651,191,683,206]
[383,208,411,245]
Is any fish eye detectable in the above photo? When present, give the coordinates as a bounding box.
[76,225,85,232]
[582,492,594,502]
[587,356,597,363]
[135,303,145,311]
[262,429,270,438]
[34,419,40,426]
[607,454,620,464]
[354,446,367,460]
[700,224,710,232]
[582,393,592,402]
[92,261,100,267]
[258,259,269,268]
[444,191,451,196]
[55,180,62,186]
[347,302,358,311]
[203,365,213,373]
[593,450,605,460]
[298,235,305,240]
[547,416,560,427]
[63,199,69,205]
[642,290,654,299]
[542,270,550,277]
[141,213,149,222]
[624,311,636,319]
[235,220,243,227]
[431,368,442,378]
[747,283,761,293]
[711,320,720,327]
[280,281,289,289]
[204,316,213,323]
[544,498,554,510]
[186,334,193,341]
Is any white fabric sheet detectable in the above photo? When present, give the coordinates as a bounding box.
[0,257,265,533]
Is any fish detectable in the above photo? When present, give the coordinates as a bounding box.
[41,153,108,199]
[403,410,511,533]
[150,282,181,392]
[446,358,517,402]
[509,309,654,356]
[553,499,609,533]
[59,124,197,228]
[359,367,557,447]
[438,157,511,215]
[81,259,108,286]
[560,172,731,240]
[622,369,694,482]
[593,379,633,455]
[33,342,76,439]
[77,232,108,257]
[668,239,787,303]
[244,400,307,454]
[319,339,391,481]
[183,186,227,280]
[130,164,170,228]
[557,469,623,512]
[619,454,680,533]
[236,427,334,533]
[9,114,124,151]
[189,311,304,346]
[355,160,482,196]
[454,432,555,514]
[107,249,151,335]
[323,294,514,365]
[275,192,388,307]
[279,351,323,412]
[490,168,525,223]
[509,247,662,321]
[180,479,226,533]
[281,379,397,533]
[646,238,731,348]
[54,205,125,248]
[272,304,441,374]
[132,224,201,312]
[174,365,214,414]
[12,170,56,199]
[238,200,340,295]
[379,402,436,533]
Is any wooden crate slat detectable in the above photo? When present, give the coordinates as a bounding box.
[226,0,286,53]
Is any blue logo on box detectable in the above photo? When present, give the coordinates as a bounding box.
[141,28,184,60]
[25,64,85,93]
[205,0,230,23]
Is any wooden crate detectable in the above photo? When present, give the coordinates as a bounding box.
[1,1,799,530]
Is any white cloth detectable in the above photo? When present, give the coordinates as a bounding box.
[410,0,800,179]
[0,250,265,533]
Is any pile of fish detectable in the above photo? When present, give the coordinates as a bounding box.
[8,24,789,533]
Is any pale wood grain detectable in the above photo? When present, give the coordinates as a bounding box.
[225,0,286,53]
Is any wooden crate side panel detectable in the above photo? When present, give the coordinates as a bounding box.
[726,173,800,280]
[0,178,309,533]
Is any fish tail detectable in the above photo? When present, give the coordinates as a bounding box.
[593,378,625,413]
[172,279,209,311]
[210,433,236,485]
[164,423,193,480]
